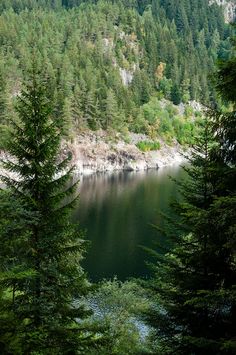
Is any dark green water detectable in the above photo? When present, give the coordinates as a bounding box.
[74,166,186,281]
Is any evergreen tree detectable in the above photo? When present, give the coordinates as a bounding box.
[0,190,36,353]
[144,52,236,354]
[71,84,86,130]
[0,67,9,149]
[0,0,232,135]
[85,90,100,131]
[0,65,101,353]
[171,83,181,105]
[105,88,120,130]
[0,69,6,124]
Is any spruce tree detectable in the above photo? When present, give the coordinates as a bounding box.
[144,53,236,354]
[0,69,6,124]
[105,89,119,130]
[0,65,100,354]
[71,84,86,130]
[0,66,9,149]
[85,90,100,131]
[0,189,35,354]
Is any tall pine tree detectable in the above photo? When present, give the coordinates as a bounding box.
[0,64,101,354]
[144,50,236,354]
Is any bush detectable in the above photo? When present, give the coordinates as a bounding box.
[85,278,151,355]
[173,117,195,145]
[131,96,200,146]
[136,140,161,152]
[184,105,194,118]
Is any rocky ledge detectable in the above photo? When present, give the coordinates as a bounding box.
[62,130,187,176]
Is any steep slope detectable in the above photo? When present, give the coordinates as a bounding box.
[0,0,233,142]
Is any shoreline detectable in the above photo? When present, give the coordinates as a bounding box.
[0,131,189,182]
[64,130,188,177]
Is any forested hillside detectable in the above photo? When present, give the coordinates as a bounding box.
[0,2,235,354]
[0,0,233,141]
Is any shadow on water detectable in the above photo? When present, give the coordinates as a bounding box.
[73,166,187,281]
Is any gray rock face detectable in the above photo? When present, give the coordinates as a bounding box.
[119,63,137,86]
[62,131,186,176]
[1,131,187,183]
[209,0,236,22]
[119,68,134,86]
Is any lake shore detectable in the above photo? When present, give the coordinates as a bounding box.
[63,130,188,176]
[0,130,188,182]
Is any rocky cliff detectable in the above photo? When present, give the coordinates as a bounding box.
[209,0,236,22]
[62,131,186,176]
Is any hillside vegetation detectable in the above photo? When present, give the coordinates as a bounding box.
[0,0,233,144]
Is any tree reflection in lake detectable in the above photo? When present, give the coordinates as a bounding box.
[73,166,186,281]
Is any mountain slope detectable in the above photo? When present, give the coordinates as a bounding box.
[0,0,233,141]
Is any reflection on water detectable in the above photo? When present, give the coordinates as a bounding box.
[73,166,186,281]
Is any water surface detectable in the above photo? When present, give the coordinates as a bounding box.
[74,166,186,281]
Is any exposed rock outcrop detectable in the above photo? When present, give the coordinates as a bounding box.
[209,0,236,23]
[119,66,135,86]
[63,131,186,176]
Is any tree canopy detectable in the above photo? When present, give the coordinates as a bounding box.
[0,0,233,138]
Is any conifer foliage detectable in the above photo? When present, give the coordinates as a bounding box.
[0,0,232,136]
[0,65,98,354]
[144,51,236,354]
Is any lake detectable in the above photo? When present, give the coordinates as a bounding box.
[74,165,186,281]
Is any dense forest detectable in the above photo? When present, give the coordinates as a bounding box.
[0,0,235,354]
[0,0,234,145]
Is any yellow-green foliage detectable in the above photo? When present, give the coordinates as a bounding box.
[134,97,199,145]
[136,140,161,152]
